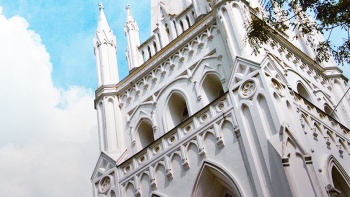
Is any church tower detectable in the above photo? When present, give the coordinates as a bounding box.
[93,3,125,159]
[125,5,142,71]
[91,1,350,197]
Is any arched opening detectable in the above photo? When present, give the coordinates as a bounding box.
[186,16,191,27]
[166,92,189,131]
[110,190,116,197]
[136,119,154,150]
[153,41,158,52]
[125,182,136,197]
[180,21,184,33]
[332,166,350,197]
[297,83,312,102]
[147,46,152,59]
[324,104,338,120]
[173,20,178,36]
[142,50,146,62]
[165,23,171,42]
[192,162,242,197]
[200,73,224,104]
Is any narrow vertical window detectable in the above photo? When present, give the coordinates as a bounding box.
[136,119,154,150]
[166,92,189,131]
[200,73,224,104]
[297,83,311,102]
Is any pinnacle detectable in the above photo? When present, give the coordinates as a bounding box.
[97,2,110,33]
[98,2,104,11]
[126,4,134,22]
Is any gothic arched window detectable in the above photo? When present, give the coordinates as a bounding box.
[166,92,189,131]
[331,166,350,196]
[297,83,312,102]
[192,162,242,197]
[324,104,338,120]
[136,119,154,150]
[200,73,224,105]
[153,41,158,52]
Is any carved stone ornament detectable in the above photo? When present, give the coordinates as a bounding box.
[99,175,112,194]
[271,78,284,97]
[239,79,258,99]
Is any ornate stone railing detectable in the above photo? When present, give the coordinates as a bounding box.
[138,5,196,64]
[139,35,158,63]
[173,5,196,36]
[118,92,232,185]
[291,89,350,154]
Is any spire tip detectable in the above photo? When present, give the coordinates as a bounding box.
[98,2,104,11]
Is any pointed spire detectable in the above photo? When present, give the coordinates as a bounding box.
[126,5,134,22]
[94,2,119,86]
[124,5,141,71]
[125,5,139,32]
[97,2,110,33]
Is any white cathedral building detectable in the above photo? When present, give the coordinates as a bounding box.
[90,0,350,196]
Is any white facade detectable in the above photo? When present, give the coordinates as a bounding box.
[91,1,350,197]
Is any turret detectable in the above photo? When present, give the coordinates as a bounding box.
[93,3,125,160]
[124,5,142,71]
[93,3,119,86]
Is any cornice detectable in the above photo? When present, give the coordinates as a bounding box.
[94,84,118,109]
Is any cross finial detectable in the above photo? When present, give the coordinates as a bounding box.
[98,2,104,10]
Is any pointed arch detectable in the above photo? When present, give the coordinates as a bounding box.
[314,122,323,136]
[192,161,243,197]
[297,82,312,102]
[135,118,154,150]
[200,72,224,105]
[301,113,310,127]
[165,91,190,131]
[140,172,152,197]
[124,182,136,197]
[257,94,277,137]
[339,139,349,154]
[327,156,350,196]
[324,103,338,120]
[110,189,116,197]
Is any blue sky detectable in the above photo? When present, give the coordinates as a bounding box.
[0,0,151,90]
[0,1,349,197]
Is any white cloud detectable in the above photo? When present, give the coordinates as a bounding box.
[0,7,98,197]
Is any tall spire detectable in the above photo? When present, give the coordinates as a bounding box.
[125,5,141,71]
[126,4,134,23]
[93,3,124,159]
[97,3,110,33]
[94,2,119,86]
